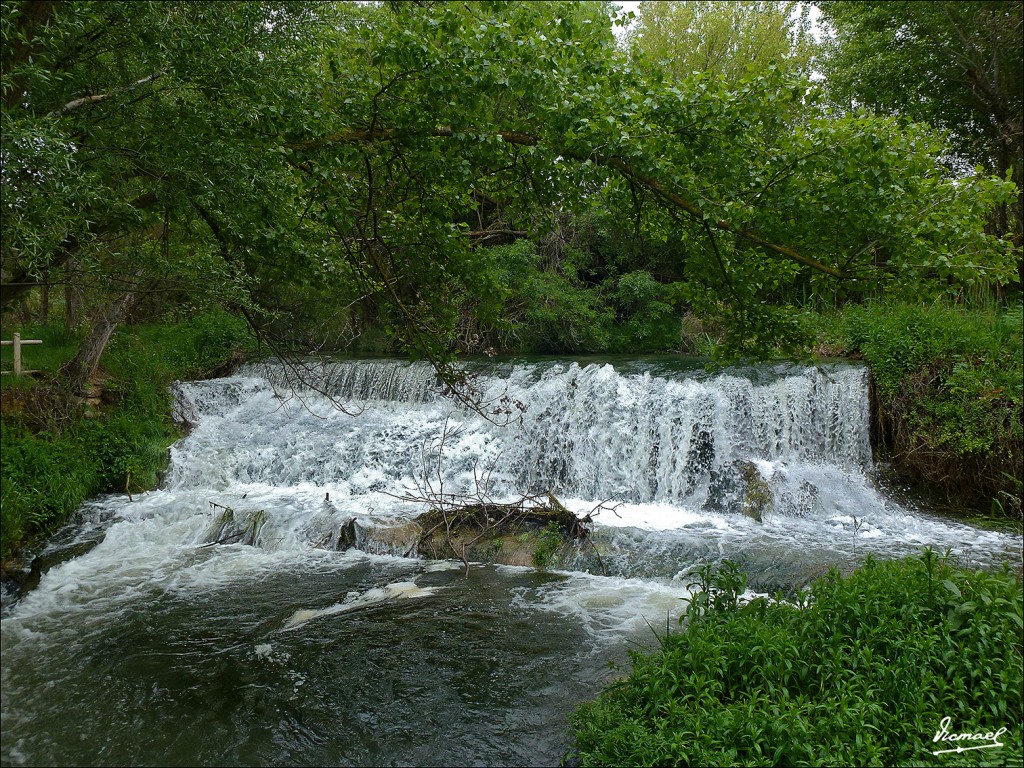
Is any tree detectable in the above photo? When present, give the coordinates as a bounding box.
[287,1,1016,358]
[818,1,1023,273]
[1,0,1017,384]
[625,1,815,85]
[1,1,332,390]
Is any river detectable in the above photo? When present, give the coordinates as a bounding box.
[1,358,1019,766]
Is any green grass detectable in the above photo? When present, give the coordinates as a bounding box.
[804,301,1023,518]
[570,552,1024,767]
[1,311,255,559]
[0,322,82,375]
[839,301,1023,401]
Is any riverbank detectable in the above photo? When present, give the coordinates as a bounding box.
[804,302,1023,521]
[0,311,253,563]
[568,552,1024,767]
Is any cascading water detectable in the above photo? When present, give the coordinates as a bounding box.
[2,358,1020,767]
[159,358,1011,580]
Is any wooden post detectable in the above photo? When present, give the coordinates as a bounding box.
[1,332,44,376]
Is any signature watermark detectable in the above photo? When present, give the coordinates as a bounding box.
[932,716,1007,755]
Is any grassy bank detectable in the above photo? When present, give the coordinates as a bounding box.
[0,312,254,560]
[570,552,1024,767]
[804,302,1023,519]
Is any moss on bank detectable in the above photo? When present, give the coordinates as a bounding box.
[0,312,254,561]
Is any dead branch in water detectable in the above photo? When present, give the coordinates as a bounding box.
[386,418,610,574]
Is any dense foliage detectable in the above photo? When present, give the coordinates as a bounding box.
[0,312,252,557]
[570,553,1024,767]
[815,302,1023,516]
[818,1,1022,263]
[625,1,815,84]
[2,0,1018,377]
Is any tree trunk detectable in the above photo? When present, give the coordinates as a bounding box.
[60,287,140,395]
[64,267,80,329]
[40,279,49,326]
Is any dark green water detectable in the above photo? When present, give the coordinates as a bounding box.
[2,554,660,767]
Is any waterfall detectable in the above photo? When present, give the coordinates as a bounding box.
[169,359,869,506]
[4,358,1019,768]
[150,358,1015,580]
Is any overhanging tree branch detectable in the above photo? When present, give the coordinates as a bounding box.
[601,157,840,277]
[51,67,168,116]
[286,126,841,278]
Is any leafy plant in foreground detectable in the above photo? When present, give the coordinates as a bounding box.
[570,552,1024,767]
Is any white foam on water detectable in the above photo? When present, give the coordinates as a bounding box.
[5,359,1020,630]
[280,580,437,631]
[166,361,875,506]
[562,498,715,530]
[422,560,464,572]
[254,643,274,657]
[510,571,693,645]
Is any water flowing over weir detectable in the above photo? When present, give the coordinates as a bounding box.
[2,359,1020,767]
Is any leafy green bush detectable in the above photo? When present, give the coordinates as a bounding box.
[609,271,680,352]
[842,302,1022,399]
[570,553,1024,767]
[0,311,256,558]
[79,413,170,493]
[520,269,614,353]
[471,240,615,353]
[0,421,97,557]
[531,520,563,570]
[835,302,1022,516]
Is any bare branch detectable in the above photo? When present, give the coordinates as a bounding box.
[52,67,168,116]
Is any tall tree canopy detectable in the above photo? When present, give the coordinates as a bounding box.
[818,1,1023,261]
[625,0,814,85]
[1,0,1018,388]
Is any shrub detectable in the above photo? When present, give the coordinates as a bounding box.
[837,302,1022,516]
[472,240,615,353]
[0,421,97,557]
[570,553,1024,767]
[531,520,563,570]
[609,271,680,352]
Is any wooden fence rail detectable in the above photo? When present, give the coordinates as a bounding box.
[1,332,44,376]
